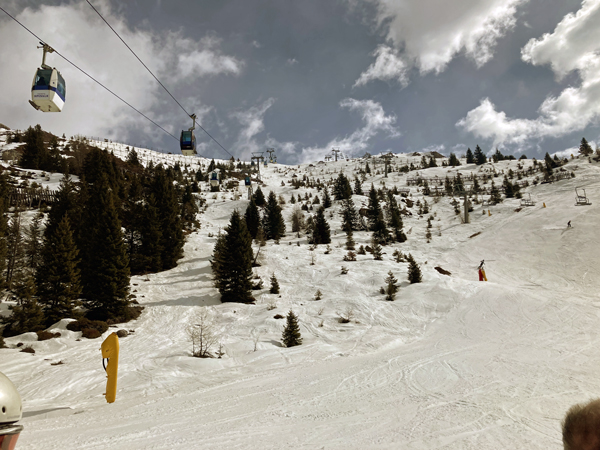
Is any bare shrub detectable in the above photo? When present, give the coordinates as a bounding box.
[251,328,265,352]
[187,309,219,358]
[266,300,277,311]
[337,306,355,324]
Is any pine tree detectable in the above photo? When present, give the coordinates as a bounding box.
[503,176,514,198]
[341,198,358,233]
[263,191,285,241]
[322,187,332,208]
[19,125,48,170]
[1,296,45,336]
[474,145,486,165]
[354,176,364,195]
[5,211,25,290]
[333,173,352,200]
[453,173,464,195]
[244,197,260,239]
[345,228,355,250]
[122,174,145,273]
[492,149,505,163]
[126,148,141,166]
[207,159,216,173]
[371,236,383,260]
[312,206,331,245]
[384,271,399,301]
[386,192,405,243]
[45,173,81,241]
[366,184,382,230]
[151,166,184,270]
[448,153,461,167]
[181,183,199,231]
[466,148,474,164]
[269,273,280,294]
[139,193,163,273]
[579,137,593,156]
[490,180,502,204]
[81,173,130,321]
[407,254,422,284]
[24,212,44,272]
[444,176,453,196]
[253,187,266,207]
[37,216,82,326]
[212,210,254,303]
[282,310,302,347]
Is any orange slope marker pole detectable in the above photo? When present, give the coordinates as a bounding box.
[100,333,119,403]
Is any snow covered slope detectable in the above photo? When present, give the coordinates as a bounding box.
[1,145,599,449]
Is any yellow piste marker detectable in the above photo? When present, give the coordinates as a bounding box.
[100,332,119,403]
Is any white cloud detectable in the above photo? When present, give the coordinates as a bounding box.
[230,98,276,160]
[0,1,243,148]
[286,58,299,66]
[231,98,400,164]
[286,98,400,163]
[457,0,600,148]
[421,144,446,154]
[173,35,243,79]
[354,45,409,87]
[355,0,525,86]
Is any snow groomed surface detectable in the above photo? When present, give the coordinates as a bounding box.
[1,133,599,449]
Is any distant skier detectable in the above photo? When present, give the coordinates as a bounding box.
[567,220,571,228]
[478,260,487,281]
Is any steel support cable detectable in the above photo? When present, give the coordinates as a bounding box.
[85,0,234,159]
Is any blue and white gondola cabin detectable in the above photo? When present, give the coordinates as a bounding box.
[30,68,66,113]
[180,130,197,156]
[29,43,66,113]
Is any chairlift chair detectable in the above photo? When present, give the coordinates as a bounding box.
[575,187,591,206]
[520,193,535,207]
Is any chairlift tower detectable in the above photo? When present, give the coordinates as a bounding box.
[382,152,394,178]
[331,148,341,162]
[455,188,471,224]
[324,155,332,162]
[251,152,264,182]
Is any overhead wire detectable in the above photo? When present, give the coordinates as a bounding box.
[0,5,181,144]
[84,0,234,159]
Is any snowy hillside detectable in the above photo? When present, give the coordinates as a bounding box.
[1,133,599,449]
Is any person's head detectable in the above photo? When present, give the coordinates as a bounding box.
[563,398,600,450]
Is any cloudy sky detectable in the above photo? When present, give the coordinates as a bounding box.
[1,0,598,163]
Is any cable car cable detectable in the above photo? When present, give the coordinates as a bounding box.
[84,0,234,159]
[0,6,183,145]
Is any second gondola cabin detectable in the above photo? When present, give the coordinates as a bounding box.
[180,113,197,156]
[180,130,196,156]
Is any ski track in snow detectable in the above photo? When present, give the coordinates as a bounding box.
[1,134,600,449]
